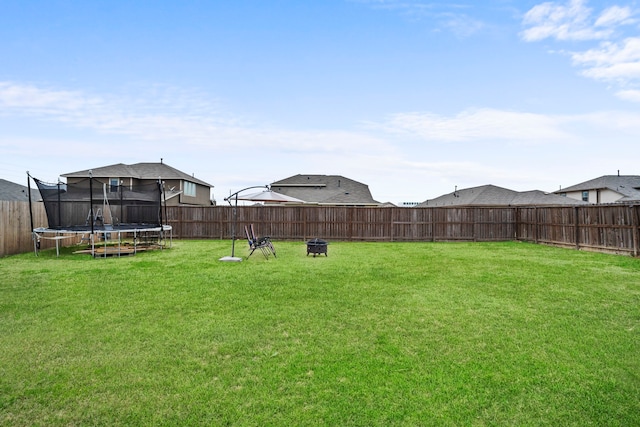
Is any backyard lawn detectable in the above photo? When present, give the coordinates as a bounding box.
[1,240,639,426]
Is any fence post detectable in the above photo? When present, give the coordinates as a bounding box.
[411,208,417,241]
[348,207,353,240]
[218,206,223,240]
[303,207,307,241]
[631,204,639,257]
[574,206,580,251]
[431,208,436,242]
[472,208,477,242]
[534,206,538,244]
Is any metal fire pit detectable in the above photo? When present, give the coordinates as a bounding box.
[306,238,328,257]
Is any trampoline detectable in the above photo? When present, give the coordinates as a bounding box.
[28,171,172,257]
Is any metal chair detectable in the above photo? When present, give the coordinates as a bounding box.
[244,224,276,259]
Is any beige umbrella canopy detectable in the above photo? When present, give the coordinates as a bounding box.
[236,190,304,203]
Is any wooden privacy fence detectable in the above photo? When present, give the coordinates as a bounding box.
[516,205,640,256]
[3,203,639,257]
[165,206,516,243]
[0,201,55,257]
[165,204,640,256]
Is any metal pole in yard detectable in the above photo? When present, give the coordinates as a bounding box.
[89,170,94,256]
[27,172,37,256]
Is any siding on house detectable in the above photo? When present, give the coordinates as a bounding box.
[556,175,640,204]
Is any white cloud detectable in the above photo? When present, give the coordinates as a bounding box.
[616,89,640,102]
[521,0,613,41]
[350,1,484,37]
[572,37,640,65]
[522,1,640,100]
[581,59,640,81]
[350,0,438,15]
[578,110,640,130]
[571,37,640,82]
[521,0,635,41]
[594,5,634,27]
[441,13,485,38]
[373,108,573,143]
[0,81,394,156]
[0,82,103,113]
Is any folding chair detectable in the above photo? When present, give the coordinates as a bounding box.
[244,224,276,259]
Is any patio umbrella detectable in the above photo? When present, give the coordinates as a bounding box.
[219,186,304,261]
[236,190,304,204]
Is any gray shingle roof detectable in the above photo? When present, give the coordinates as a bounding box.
[0,179,41,201]
[61,162,213,187]
[419,185,586,207]
[556,175,640,202]
[270,174,379,205]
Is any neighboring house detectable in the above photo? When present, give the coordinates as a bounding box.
[554,175,640,204]
[270,174,380,206]
[0,178,41,201]
[419,184,587,207]
[61,161,214,206]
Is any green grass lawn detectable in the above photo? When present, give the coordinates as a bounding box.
[1,240,639,426]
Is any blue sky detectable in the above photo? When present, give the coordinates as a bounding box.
[1,0,639,204]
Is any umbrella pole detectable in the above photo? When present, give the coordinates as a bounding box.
[231,194,237,257]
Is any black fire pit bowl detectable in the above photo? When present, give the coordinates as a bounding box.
[306,238,328,257]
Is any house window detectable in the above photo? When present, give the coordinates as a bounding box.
[184,181,196,197]
[582,191,589,202]
[110,178,119,193]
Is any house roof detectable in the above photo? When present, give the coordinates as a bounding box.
[0,179,41,201]
[419,184,587,207]
[555,175,640,202]
[270,174,379,205]
[61,162,213,188]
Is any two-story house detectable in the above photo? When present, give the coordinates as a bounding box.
[61,161,214,206]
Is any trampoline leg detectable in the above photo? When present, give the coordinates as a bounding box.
[32,232,38,257]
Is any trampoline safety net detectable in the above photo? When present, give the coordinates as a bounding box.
[32,176,164,231]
